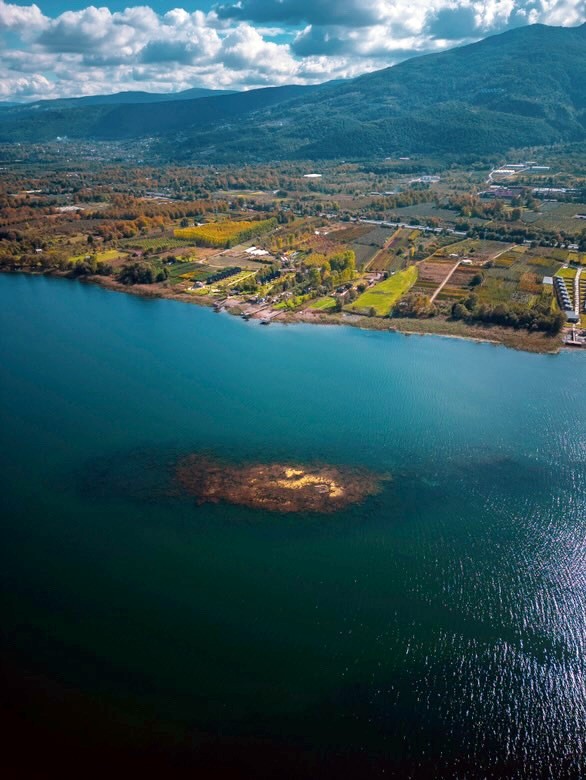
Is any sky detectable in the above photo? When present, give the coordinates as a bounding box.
[0,0,584,101]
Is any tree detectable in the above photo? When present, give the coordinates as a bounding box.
[451,302,468,320]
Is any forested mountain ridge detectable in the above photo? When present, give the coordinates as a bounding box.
[0,23,584,160]
[24,87,237,109]
[0,84,321,144]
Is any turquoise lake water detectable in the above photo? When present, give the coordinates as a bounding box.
[1,274,585,777]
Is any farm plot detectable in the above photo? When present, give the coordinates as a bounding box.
[67,249,128,270]
[351,242,379,268]
[522,252,564,276]
[367,228,416,272]
[368,249,408,273]
[492,247,525,268]
[388,202,459,222]
[354,226,417,272]
[348,266,418,316]
[166,262,213,282]
[352,226,396,248]
[476,249,564,306]
[122,236,191,251]
[476,276,520,305]
[522,202,586,234]
[328,224,374,243]
[435,266,481,302]
[309,297,337,311]
[410,259,455,298]
[435,239,509,263]
[174,218,276,248]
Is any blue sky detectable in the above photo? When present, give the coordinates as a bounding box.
[36,1,216,12]
[0,1,584,101]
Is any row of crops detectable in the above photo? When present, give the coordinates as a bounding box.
[174,218,277,248]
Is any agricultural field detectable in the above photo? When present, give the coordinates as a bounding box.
[388,202,462,223]
[435,265,481,302]
[348,266,418,316]
[475,250,564,307]
[368,249,410,274]
[121,236,191,251]
[352,226,396,248]
[521,202,586,233]
[526,246,585,265]
[368,228,419,272]
[410,258,462,301]
[434,239,509,263]
[554,266,577,279]
[166,262,213,282]
[309,297,337,311]
[339,225,397,269]
[350,243,379,267]
[328,224,373,243]
[212,270,257,290]
[174,218,276,248]
[68,249,125,265]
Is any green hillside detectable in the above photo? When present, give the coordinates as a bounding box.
[0,23,584,160]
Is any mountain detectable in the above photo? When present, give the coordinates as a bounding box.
[28,87,237,109]
[0,84,321,144]
[0,23,584,160]
[277,22,586,159]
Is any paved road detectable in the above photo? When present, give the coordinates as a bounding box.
[356,217,468,237]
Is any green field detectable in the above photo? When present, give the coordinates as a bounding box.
[309,296,337,311]
[166,262,212,281]
[68,249,123,264]
[349,266,418,316]
[555,267,577,279]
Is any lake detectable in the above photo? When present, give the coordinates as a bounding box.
[1,274,585,778]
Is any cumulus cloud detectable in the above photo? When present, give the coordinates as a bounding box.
[0,0,45,30]
[0,0,584,101]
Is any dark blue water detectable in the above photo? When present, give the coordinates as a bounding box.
[1,274,585,777]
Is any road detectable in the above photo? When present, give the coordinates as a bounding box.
[355,217,468,237]
[574,267,582,318]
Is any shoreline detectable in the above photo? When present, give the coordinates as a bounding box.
[3,268,565,355]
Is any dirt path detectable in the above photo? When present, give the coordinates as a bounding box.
[430,260,461,303]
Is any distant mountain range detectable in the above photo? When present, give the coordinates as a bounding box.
[23,87,237,109]
[1,23,585,161]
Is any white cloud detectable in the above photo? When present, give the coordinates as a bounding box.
[0,0,584,101]
[0,0,46,40]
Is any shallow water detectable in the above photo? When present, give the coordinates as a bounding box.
[1,274,585,777]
